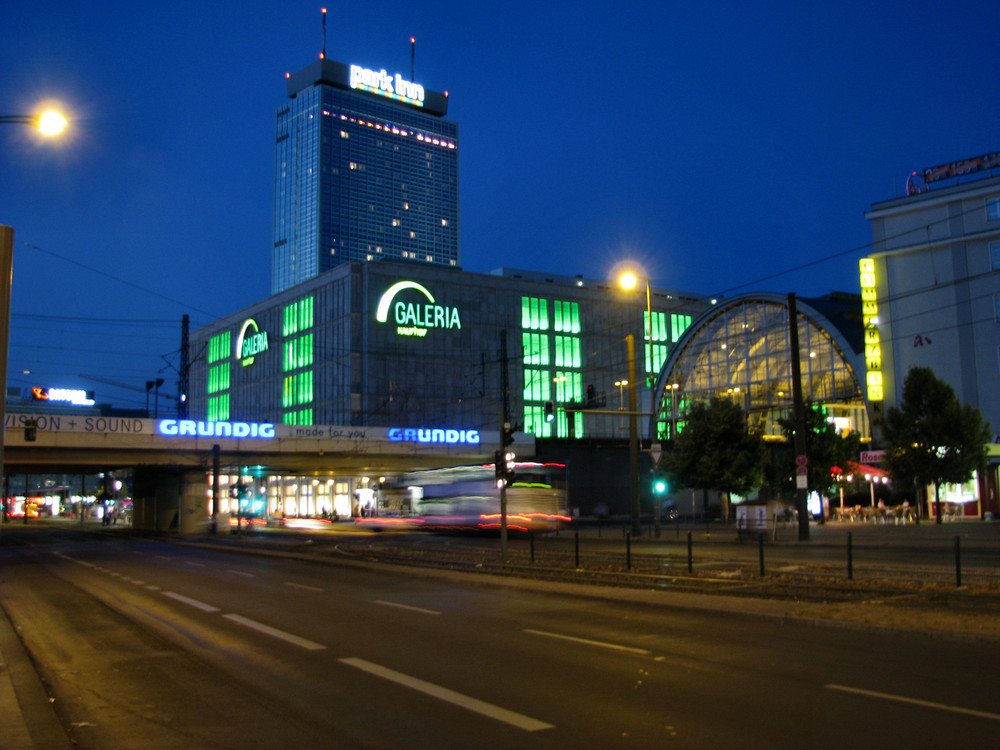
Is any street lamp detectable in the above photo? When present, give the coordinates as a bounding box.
[1,108,70,527]
[619,272,656,393]
[614,379,628,410]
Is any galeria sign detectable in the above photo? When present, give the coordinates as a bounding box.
[375,280,461,337]
[236,318,268,366]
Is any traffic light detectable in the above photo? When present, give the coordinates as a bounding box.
[586,385,595,405]
[502,422,515,446]
[24,419,37,442]
[494,450,506,487]
[544,401,554,423]
[504,451,517,485]
[653,476,668,495]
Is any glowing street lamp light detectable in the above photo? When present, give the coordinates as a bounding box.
[0,110,69,136]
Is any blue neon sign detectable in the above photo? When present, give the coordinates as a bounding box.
[158,419,275,439]
[388,428,480,445]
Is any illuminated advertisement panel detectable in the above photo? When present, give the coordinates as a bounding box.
[375,280,462,338]
[235,318,269,367]
[859,258,883,404]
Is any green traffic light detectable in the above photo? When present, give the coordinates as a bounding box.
[653,479,667,494]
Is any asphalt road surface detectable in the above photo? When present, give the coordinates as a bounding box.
[2,524,998,749]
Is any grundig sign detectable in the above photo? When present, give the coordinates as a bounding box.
[375,281,461,337]
[236,318,269,367]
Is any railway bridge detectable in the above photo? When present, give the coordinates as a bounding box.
[3,415,514,533]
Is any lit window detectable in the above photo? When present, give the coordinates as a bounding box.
[441,219,448,226]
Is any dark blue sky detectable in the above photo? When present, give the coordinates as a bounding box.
[2,1,997,411]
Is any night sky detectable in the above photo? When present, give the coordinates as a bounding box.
[2,1,997,411]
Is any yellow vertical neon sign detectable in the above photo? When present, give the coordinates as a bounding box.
[859,258,883,403]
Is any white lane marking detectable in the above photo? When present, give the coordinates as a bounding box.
[374,600,441,616]
[227,569,256,578]
[284,581,324,592]
[162,592,220,613]
[523,629,651,656]
[131,580,145,585]
[145,585,161,591]
[156,556,170,561]
[826,684,1000,722]
[339,657,553,732]
[186,561,206,568]
[222,614,327,651]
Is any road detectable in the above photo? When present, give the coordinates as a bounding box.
[2,524,998,749]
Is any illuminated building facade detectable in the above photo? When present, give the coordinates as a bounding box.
[652,293,871,442]
[190,262,708,442]
[272,59,459,294]
[865,165,1000,519]
[864,170,1000,436]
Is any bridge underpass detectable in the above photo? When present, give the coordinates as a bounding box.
[3,416,513,533]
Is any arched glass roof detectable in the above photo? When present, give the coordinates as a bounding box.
[650,294,869,441]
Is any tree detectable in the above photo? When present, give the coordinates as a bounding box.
[769,403,861,508]
[663,397,766,517]
[882,367,991,524]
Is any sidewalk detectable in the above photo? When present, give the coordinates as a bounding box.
[0,600,72,749]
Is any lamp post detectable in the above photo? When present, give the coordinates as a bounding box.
[1,109,68,526]
[619,273,656,394]
[614,379,628,410]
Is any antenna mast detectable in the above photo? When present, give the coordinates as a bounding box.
[410,37,415,81]
[321,7,327,59]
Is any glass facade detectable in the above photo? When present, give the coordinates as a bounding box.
[655,295,868,442]
[273,79,459,294]
[521,296,583,439]
[282,296,315,425]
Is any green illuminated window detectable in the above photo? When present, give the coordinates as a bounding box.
[523,369,552,402]
[555,409,583,439]
[283,296,315,336]
[522,332,550,366]
[521,297,549,331]
[523,404,553,438]
[208,394,229,421]
[671,313,692,342]
[284,333,314,371]
[554,336,581,368]
[643,311,670,376]
[282,372,313,408]
[553,300,580,333]
[552,371,582,402]
[283,408,313,425]
[208,331,231,365]
[208,364,230,394]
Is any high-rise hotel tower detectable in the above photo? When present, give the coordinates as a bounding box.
[272,58,459,294]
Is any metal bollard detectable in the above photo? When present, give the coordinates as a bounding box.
[955,536,962,588]
[687,530,693,574]
[758,533,765,577]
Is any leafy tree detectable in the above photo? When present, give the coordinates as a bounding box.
[663,397,766,516]
[768,403,861,504]
[882,367,991,524]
